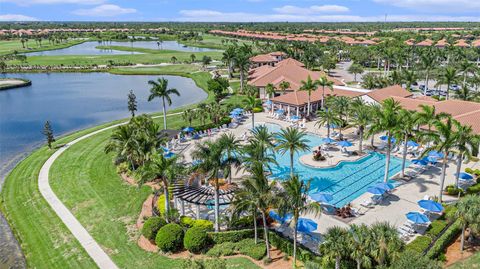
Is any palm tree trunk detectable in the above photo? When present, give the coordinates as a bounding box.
[461,223,466,251]
[163,180,170,222]
[446,82,451,100]
[293,219,298,268]
[214,178,220,232]
[335,256,340,269]
[359,128,363,153]
[253,210,258,244]
[439,154,448,202]
[290,151,294,177]
[383,133,391,183]
[321,87,325,109]
[251,112,255,129]
[424,73,429,95]
[401,136,408,178]
[162,97,167,129]
[356,259,361,269]
[455,152,463,187]
[261,211,271,259]
[228,61,233,79]
[240,70,244,92]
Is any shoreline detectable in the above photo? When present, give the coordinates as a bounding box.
[0,78,32,90]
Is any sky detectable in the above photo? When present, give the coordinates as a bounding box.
[0,0,479,22]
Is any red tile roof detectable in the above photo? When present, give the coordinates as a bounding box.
[271,88,364,106]
[366,85,412,103]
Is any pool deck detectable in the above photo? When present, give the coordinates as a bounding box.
[179,112,480,238]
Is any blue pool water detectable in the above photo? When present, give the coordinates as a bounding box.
[260,123,409,207]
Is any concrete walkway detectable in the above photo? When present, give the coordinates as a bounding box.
[37,112,183,269]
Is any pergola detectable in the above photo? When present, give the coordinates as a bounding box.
[172,183,238,219]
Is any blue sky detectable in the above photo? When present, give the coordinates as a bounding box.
[0,0,479,22]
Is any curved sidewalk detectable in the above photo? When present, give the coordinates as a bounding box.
[37,112,182,269]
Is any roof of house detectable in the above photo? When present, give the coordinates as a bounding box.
[271,88,364,106]
[472,39,480,48]
[434,39,449,47]
[249,54,278,63]
[366,85,412,103]
[453,110,480,134]
[416,39,434,46]
[454,39,470,47]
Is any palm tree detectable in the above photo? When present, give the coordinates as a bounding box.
[331,96,350,135]
[190,54,196,63]
[421,116,459,202]
[349,224,373,269]
[242,126,277,172]
[279,176,321,268]
[218,133,241,184]
[317,76,334,110]
[416,104,447,148]
[452,122,479,186]
[299,75,318,116]
[147,78,180,129]
[455,85,479,101]
[348,63,364,82]
[182,108,196,126]
[171,56,177,64]
[320,226,349,269]
[222,46,236,79]
[458,60,477,87]
[349,100,371,153]
[396,109,418,178]
[279,81,291,94]
[242,95,261,128]
[191,140,240,231]
[231,182,260,244]
[420,52,436,95]
[402,69,418,91]
[369,222,404,267]
[141,155,183,221]
[265,83,276,100]
[435,66,459,100]
[275,127,310,177]
[235,53,250,92]
[368,98,402,182]
[454,195,480,252]
[104,124,137,169]
[315,108,342,139]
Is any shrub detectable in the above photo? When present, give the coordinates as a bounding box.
[426,220,448,238]
[406,235,432,253]
[252,107,263,113]
[193,219,214,231]
[181,259,227,269]
[142,217,166,241]
[184,227,210,254]
[116,162,129,174]
[228,215,254,229]
[268,231,316,262]
[236,238,266,260]
[156,194,166,214]
[426,220,462,259]
[180,216,195,228]
[155,223,184,252]
[466,183,480,194]
[208,229,256,244]
[206,242,237,257]
[445,185,464,196]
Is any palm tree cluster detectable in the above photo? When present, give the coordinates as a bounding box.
[222,44,253,92]
[320,222,404,269]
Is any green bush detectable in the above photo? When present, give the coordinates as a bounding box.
[155,223,184,252]
[236,238,266,260]
[252,107,263,113]
[156,195,166,214]
[464,168,480,177]
[116,162,130,174]
[445,185,464,196]
[208,229,256,244]
[184,227,210,254]
[406,235,432,253]
[228,215,254,229]
[426,220,448,238]
[466,183,480,194]
[180,217,214,231]
[426,220,462,259]
[268,231,316,262]
[206,242,237,257]
[180,216,195,227]
[141,216,166,241]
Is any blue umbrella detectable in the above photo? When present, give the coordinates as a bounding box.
[425,156,438,164]
[406,212,430,224]
[337,140,353,147]
[379,135,396,143]
[268,210,292,223]
[297,218,317,233]
[375,182,395,191]
[428,151,444,158]
[367,186,386,195]
[291,115,300,120]
[327,123,339,129]
[310,192,334,203]
[229,114,240,119]
[276,109,285,114]
[418,200,444,213]
[233,108,244,112]
[164,151,175,158]
[265,100,272,105]
[407,141,419,147]
[412,159,428,166]
[457,172,474,180]
[183,127,195,132]
[321,137,336,144]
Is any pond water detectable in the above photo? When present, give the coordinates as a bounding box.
[25,40,218,56]
[0,72,207,179]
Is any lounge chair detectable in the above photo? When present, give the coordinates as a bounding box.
[361,199,374,208]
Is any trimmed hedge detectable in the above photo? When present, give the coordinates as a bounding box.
[184,227,210,254]
[141,216,166,241]
[466,183,480,194]
[426,219,462,259]
[269,231,316,262]
[236,238,266,260]
[155,223,184,252]
[406,236,432,253]
[156,194,166,214]
[208,229,257,244]
[426,220,448,238]
[180,216,214,231]
[206,242,237,257]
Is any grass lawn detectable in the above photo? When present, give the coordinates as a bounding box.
[110,64,201,75]
[178,34,253,50]
[448,252,480,268]
[0,39,85,55]
[0,69,258,268]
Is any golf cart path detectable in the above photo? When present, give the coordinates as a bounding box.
[38,112,181,269]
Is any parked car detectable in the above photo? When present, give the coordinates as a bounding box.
[450,84,460,91]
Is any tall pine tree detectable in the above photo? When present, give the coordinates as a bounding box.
[43,121,55,149]
[127,90,137,117]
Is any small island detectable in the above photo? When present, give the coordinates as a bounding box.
[0,78,32,90]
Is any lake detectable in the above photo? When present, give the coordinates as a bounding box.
[25,40,218,56]
[0,72,208,180]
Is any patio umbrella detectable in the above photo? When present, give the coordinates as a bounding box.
[265,100,272,105]
[379,135,396,143]
[428,151,444,158]
[337,140,352,147]
[425,156,438,164]
[406,212,430,224]
[321,137,336,144]
[276,109,285,114]
[456,172,474,180]
[310,192,334,203]
[327,123,339,129]
[164,151,175,158]
[407,141,419,147]
[418,200,444,213]
[367,186,386,195]
[268,210,292,223]
[375,182,395,191]
[183,126,194,132]
[233,108,244,113]
[297,218,317,233]
[412,159,428,166]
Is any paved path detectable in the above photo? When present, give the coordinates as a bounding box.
[38,112,182,269]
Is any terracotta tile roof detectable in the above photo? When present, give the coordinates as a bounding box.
[453,110,480,134]
[433,100,480,117]
[276,58,305,67]
[454,39,470,47]
[366,85,412,103]
[473,40,480,48]
[416,39,434,46]
[404,39,416,46]
[250,54,278,63]
[271,88,364,106]
[434,39,449,47]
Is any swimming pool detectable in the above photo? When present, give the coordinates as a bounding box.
[259,122,409,207]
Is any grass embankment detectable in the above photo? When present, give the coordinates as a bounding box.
[0,39,86,56]
[178,34,253,50]
[448,251,480,268]
[110,64,201,75]
[0,69,253,268]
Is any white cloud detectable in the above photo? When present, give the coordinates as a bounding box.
[274,5,350,14]
[374,0,480,13]
[72,4,136,17]
[0,0,105,5]
[177,9,480,22]
[0,14,38,21]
